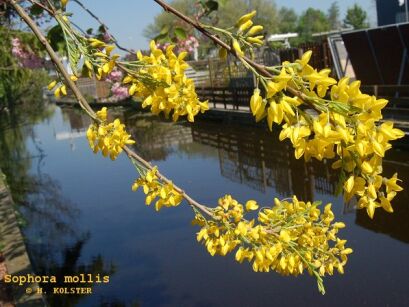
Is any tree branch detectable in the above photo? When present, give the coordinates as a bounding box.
[153,0,321,113]
[8,0,213,218]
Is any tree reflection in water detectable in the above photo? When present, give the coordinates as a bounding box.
[188,120,409,243]
[189,121,340,200]
[0,103,116,306]
[2,104,403,306]
[57,107,409,246]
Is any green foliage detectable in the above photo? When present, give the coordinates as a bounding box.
[343,4,369,29]
[327,2,341,30]
[0,26,50,110]
[277,7,298,33]
[297,8,331,43]
[154,24,188,43]
[200,0,219,14]
[47,24,66,54]
[174,27,187,40]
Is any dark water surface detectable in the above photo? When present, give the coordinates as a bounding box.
[2,105,409,306]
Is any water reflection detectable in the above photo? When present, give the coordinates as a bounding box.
[0,104,116,306]
[0,102,53,205]
[3,105,408,306]
[57,107,409,245]
[22,171,115,307]
[190,121,340,200]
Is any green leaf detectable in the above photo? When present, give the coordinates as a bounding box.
[46,25,66,54]
[98,25,106,33]
[174,27,187,40]
[205,1,219,12]
[29,5,43,16]
[159,25,170,35]
[312,200,322,207]
[86,28,94,35]
[154,33,169,43]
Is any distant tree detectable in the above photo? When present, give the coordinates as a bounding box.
[343,4,369,29]
[277,7,298,33]
[297,8,331,42]
[327,2,341,30]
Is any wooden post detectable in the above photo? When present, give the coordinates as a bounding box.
[208,58,214,88]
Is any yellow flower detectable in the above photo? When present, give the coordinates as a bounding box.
[235,10,257,27]
[384,173,403,194]
[96,107,108,121]
[194,195,350,294]
[232,39,244,57]
[266,81,279,98]
[245,200,259,211]
[246,25,263,36]
[86,108,135,160]
[126,41,208,122]
[48,80,57,90]
[297,50,312,68]
[344,176,355,193]
[246,36,264,46]
[250,88,262,116]
[238,20,253,34]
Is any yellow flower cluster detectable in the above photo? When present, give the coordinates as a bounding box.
[229,11,264,57]
[194,195,351,293]
[250,51,405,218]
[123,41,209,122]
[85,38,118,80]
[131,167,183,211]
[86,107,135,160]
[48,75,78,98]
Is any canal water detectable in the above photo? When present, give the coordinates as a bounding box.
[1,104,409,306]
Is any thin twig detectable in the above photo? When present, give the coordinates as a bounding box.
[26,0,53,15]
[71,0,133,53]
[70,20,87,36]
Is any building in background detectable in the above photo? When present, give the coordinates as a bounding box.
[376,0,408,26]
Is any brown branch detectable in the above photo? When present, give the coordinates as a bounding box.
[8,0,213,218]
[153,0,321,113]
[153,0,271,75]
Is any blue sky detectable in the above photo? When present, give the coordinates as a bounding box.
[68,0,376,52]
